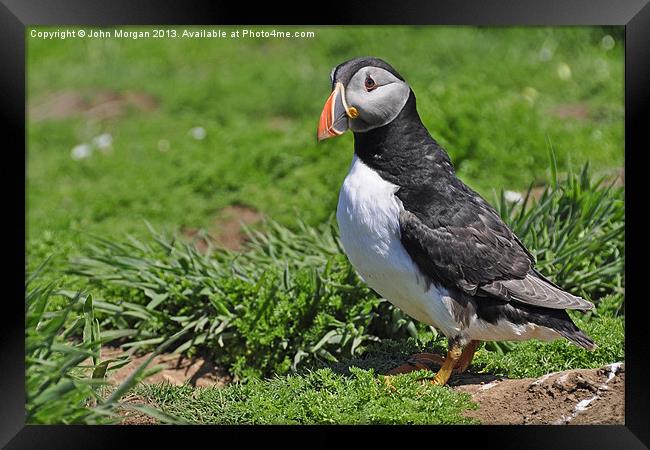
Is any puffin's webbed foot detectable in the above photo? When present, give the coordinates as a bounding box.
[431,343,463,385]
[454,339,480,375]
[385,340,481,386]
[386,352,447,375]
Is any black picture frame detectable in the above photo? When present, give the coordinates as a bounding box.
[3,0,648,447]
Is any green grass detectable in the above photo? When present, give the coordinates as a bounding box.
[67,161,623,381]
[26,26,625,424]
[68,221,397,380]
[495,160,624,300]
[135,367,478,424]
[120,295,623,425]
[25,261,172,424]
[27,26,624,274]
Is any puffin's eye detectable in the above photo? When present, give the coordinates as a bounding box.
[364,76,377,91]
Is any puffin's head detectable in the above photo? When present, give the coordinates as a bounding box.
[317,57,411,141]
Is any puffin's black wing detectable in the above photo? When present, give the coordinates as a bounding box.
[397,182,593,311]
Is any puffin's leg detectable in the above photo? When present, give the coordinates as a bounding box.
[386,353,446,375]
[431,341,463,386]
[453,340,480,374]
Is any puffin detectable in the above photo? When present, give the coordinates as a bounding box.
[317,57,595,385]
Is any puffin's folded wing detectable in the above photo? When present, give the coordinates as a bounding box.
[480,275,594,310]
[398,208,593,310]
[398,208,533,291]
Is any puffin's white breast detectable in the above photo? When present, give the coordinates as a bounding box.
[336,155,460,336]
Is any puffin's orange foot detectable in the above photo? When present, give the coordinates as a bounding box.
[386,341,481,386]
[386,352,446,376]
[430,344,463,386]
[454,340,480,375]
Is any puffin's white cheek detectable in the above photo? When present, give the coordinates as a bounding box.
[345,79,410,132]
[345,90,365,112]
[356,91,402,123]
[367,99,395,120]
[346,91,380,119]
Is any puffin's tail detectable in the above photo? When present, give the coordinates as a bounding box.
[527,305,597,350]
[557,326,597,351]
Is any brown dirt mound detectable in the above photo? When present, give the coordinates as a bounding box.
[453,363,624,425]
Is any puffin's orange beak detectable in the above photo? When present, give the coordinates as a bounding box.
[317,82,352,141]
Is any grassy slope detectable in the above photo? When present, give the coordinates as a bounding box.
[68,171,624,380]
[136,368,479,424]
[133,311,622,425]
[64,171,624,423]
[27,26,623,270]
[26,26,624,424]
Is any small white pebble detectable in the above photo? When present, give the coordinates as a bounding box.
[158,139,171,152]
[601,35,615,51]
[479,380,499,391]
[553,415,569,425]
[71,144,92,160]
[521,86,539,104]
[575,396,597,412]
[504,190,523,204]
[557,63,572,80]
[606,362,623,382]
[92,133,113,150]
[530,372,553,386]
[538,47,553,62]
[189,126,207,140]
[556,373,569,384]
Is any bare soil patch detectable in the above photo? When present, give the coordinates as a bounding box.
[550,103,590,120]
[108,351,622,425]
[102,346,231,388]
[266,115,294,131]
[182,204,264,252]
[117,393,160,425]
[29,89,158,122]
[96,346,230,425]
[453,363,624,425]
